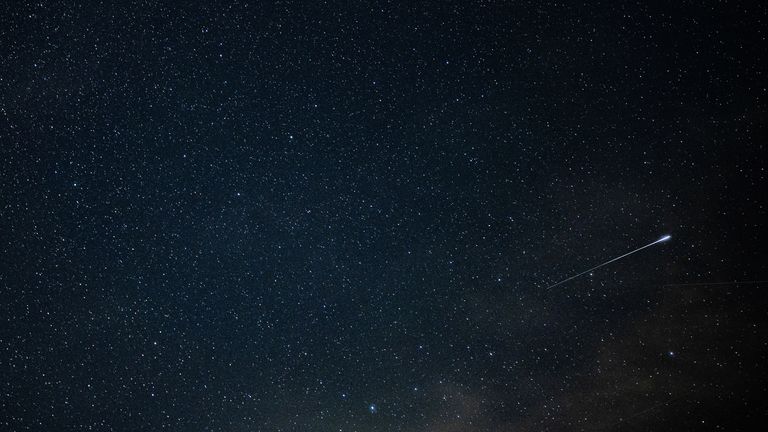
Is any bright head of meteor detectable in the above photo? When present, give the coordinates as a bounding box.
[658,234,671,242]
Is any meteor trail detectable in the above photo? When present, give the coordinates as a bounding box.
[545,234,671,290]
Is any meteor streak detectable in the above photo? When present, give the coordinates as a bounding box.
[545,234,671,290]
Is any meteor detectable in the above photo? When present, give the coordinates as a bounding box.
[544,234,672,290]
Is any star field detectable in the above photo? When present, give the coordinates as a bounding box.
[1,1,767,430]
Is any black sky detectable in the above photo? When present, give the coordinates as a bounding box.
[1,1,767,430]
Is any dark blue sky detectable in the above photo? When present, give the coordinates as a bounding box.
[1,1,766,430]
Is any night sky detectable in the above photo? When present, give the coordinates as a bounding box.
[1,1,767,430]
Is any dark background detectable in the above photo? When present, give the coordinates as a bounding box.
[1,1,766,430]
